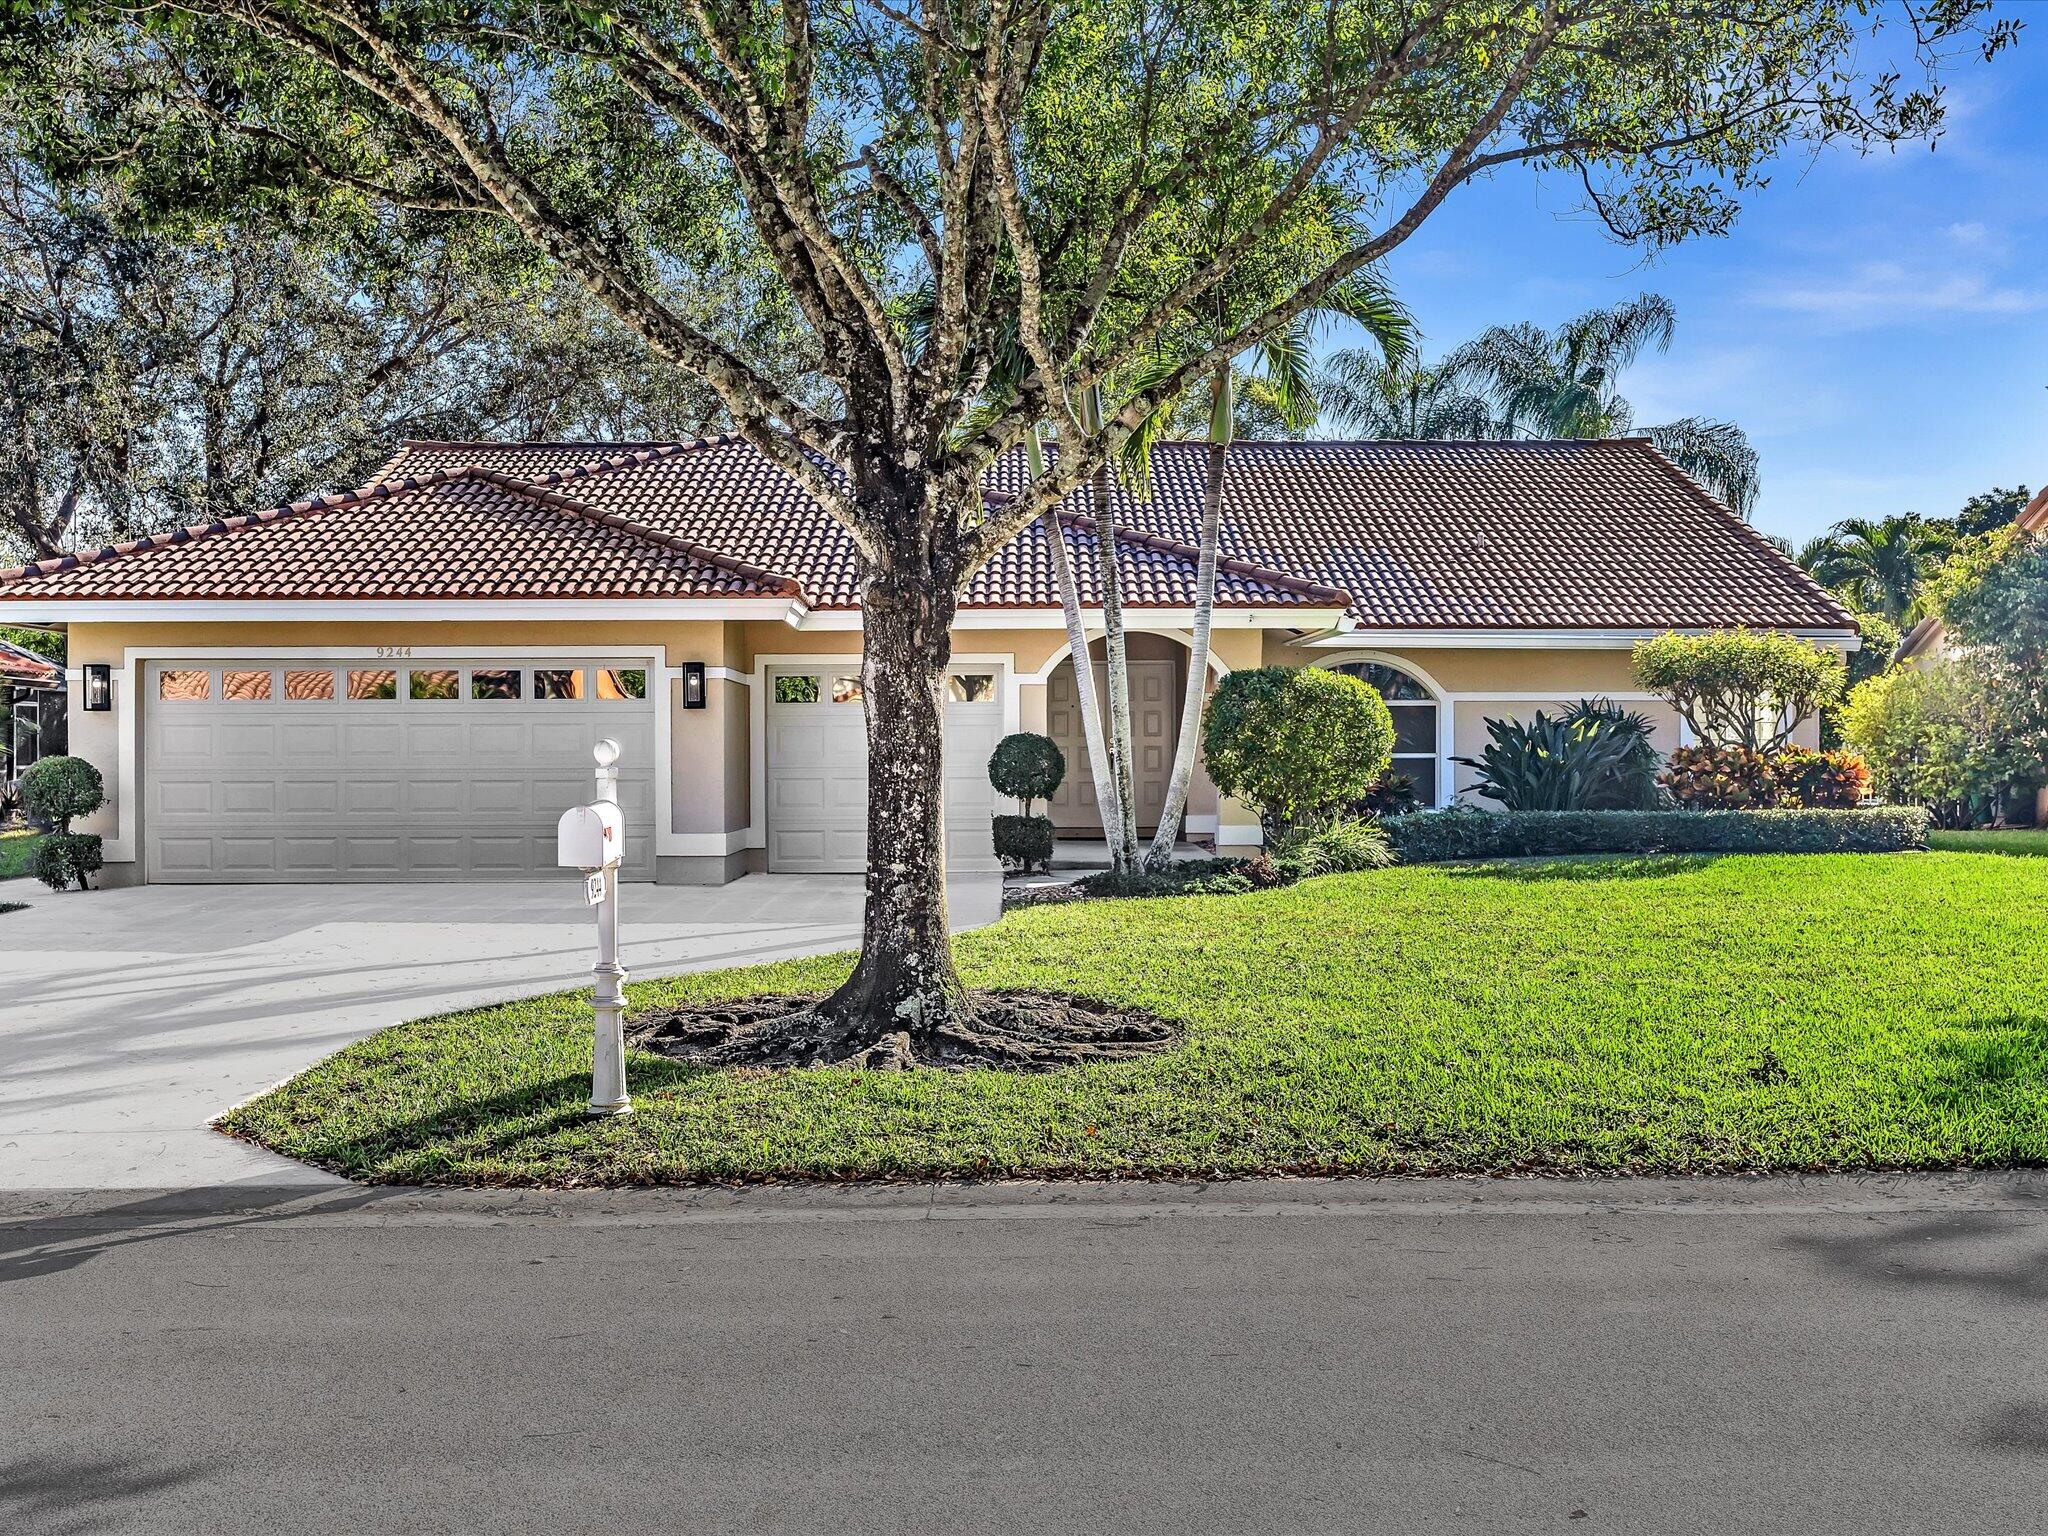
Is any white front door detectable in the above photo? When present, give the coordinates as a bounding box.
[142,658,657,883]
[764,664,1003,874]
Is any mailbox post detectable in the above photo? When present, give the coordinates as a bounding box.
[557,739,631,1117]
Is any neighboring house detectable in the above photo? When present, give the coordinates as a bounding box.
[1,637,64,780]
[0,436,1853,886]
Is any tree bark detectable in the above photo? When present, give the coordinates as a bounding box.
[1091,460,1139,871]
[816,552,970,1031]
[1041,507,1122,848]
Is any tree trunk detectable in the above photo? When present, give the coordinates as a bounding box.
[1148,373,1231,869]
[816,557,969,1032]
[1041,507,1123,847]
[1091,461,1139,871]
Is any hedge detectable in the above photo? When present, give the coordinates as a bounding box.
[1383,807,1931,863]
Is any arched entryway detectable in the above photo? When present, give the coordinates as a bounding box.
[1043,633,1217,838]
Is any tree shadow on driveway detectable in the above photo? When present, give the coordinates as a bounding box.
[0,1452,214,1536]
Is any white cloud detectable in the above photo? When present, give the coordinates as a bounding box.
[1748,259,2048,329]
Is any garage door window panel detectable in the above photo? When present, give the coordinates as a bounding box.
[947,673,994,702]
[159,669,210,701]
[597,668,646,701]
[223,669,273,702]
[774,674,820,704]
[409,669,459,701]
[284,669,336,701]
[535,668,586,700]
[470,668,522,701]
[348,669,398,701]
[831,676,863,704]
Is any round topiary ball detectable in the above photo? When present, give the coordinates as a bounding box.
[20,754,106,832]
[987,732,1065,812]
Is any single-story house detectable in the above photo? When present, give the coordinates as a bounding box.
[0,435,1854,886]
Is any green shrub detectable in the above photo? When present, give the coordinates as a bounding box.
[1459,699,1661,812]
[992,813,1055,872]
[20,755,106,832]
[1660,745,1779,809]
[1203,666,1393,830]
[1354,771,1421,818]
[1633,629,1846,753]
[987,732,1065,813]
[1839,661,2019,826]
[1270,815,1393,880]
[1076,856,1285,901]
[1774,748,1870,808]
[1383,807,1929,862]
[31,832,104,892]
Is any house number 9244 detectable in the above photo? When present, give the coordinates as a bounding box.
[375,646,414,659]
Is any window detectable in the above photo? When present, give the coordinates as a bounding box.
[947,673,995,703]
[348,669,398,701]
[597,668,647,701]
[534,668,586,700]
[284,669,335,701]
[470,668,522,701]
[1333,659,1439,808]
[408,669,459,701]
[831,676,863,704]
[222,669,272,702]
[158,669,209,701]
[774,674,820,704]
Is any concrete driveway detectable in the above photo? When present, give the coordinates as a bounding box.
[0,874,997,1191]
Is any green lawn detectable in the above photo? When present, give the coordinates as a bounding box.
[223,851,2048,1186]
[1929,828,2048,857]
[0,829,43,881]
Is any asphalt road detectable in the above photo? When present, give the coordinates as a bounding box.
[5,1176,2047,1535]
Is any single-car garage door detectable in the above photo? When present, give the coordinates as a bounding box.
[143,658,657,883]
[765,664,1002,874]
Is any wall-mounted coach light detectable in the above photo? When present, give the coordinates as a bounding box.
[682,661,707,710]
[83,663,112,712]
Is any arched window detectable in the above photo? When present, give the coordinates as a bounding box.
[1333,660,1440,807]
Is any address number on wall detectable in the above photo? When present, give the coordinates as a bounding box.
[375,646,414,658]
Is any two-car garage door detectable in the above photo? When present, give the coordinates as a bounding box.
[143,658,656,883]
[764,664,1002,874]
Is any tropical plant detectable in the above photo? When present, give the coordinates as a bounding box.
[1659,745,1780,810]
[1838,661,2017,827]
[1315,354,1495,441]
[1633,630,1846,754]
[1203,667,1393,834]
[20,0,2002,1050]
[1456,699,1660,813]
[1798,514,1954,623]
[1772,748,1870,809]
[1447,295,1760,514]
[1939,528,2048,789]
[1953,486,2033,539]
[1269,814,1394,878]
[1354,771,1422,818]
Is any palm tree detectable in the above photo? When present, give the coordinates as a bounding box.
[1368,294,1760,516]
[1799,514,1954,623]
[1315,353,1495,441]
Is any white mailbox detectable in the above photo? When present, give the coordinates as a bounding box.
[556,801,625,871]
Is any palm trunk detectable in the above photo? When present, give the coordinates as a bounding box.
[1090,459,1139,871]
[816,557,968,1033]
[1026,428,1124,853]
[1147,369,1231,869]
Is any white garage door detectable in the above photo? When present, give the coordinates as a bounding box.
[765,664,1003,874]
[143,658,657,883]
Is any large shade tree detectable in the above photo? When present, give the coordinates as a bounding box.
[2,0,2009,1054]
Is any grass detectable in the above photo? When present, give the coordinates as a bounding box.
[0,828,43,881]
[1928,828,2048,857]
[222,851,2048,1186]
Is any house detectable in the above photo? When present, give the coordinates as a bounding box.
[0,436,1854,886]
[1,635,64,780]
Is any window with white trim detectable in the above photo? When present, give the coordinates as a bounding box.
[1333,661,1440,808]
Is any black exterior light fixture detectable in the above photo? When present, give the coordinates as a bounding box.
[681,661,708,710]
[83,663,112,712]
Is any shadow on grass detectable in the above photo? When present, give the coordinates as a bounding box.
[1438,853,1720,883]
[1914,1013,2048,1114]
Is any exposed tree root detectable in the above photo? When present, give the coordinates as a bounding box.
[627,989,1179,1071]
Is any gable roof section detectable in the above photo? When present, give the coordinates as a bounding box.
[0,636,59,686]
[0,457,799,603]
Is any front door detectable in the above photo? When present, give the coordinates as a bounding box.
[1047,658,1179,835]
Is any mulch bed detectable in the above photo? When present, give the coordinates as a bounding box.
[627,989,1179,1071]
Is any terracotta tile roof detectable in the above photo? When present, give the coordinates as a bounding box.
[0,637,59,685]
[0,455,798,602]
[0,434,1852,633]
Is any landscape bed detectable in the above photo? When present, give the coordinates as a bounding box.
[221,850,2048,1186]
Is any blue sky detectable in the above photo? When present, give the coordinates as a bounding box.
[1339,17,2048,546]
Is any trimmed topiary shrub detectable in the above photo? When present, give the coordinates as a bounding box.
[1660,745,1779,809]
[1203,666,1393,831]
[20,754,105,832]
[31,833,104,893]
[988,732,1065,814]
[1774,748,1871,809]
[1633,628,1846,753]
[1383,806,1929,862]
[992,813,1055,873]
